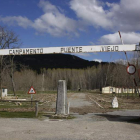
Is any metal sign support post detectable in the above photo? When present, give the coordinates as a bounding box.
[31,94,33,106]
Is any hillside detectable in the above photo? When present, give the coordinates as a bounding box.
[13,54,107,72]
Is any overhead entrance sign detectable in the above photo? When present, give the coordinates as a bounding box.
[0,44,139,56]
[28,86,36,94]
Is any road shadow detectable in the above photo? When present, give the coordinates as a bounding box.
[95,114,140,124]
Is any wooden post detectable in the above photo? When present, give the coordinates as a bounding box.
[35,102,38,117]
[68,102,70,115]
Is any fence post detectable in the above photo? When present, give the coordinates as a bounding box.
[35,102,38,117]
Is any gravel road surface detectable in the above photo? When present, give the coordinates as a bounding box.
[0,114,140,140]
[1,93,140,140]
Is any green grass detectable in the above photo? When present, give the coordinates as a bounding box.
[0,102,35,109]
[0,111,36,118]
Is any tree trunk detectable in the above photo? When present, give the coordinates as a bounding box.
[42,72,44,91]
[10,56,16,96]
[0,55,3,98]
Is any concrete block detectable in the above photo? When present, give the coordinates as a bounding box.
[56,80,68,115]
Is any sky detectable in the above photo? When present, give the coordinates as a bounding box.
[0,0,140,62]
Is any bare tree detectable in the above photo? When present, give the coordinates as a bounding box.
[41,68,46,91]
[0,26,20,97]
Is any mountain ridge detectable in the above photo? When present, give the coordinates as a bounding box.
[12,54,108,72]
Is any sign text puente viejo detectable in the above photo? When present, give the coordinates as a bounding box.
[0,44,139,55]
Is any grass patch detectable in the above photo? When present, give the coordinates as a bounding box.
[0,102,35,109]
[0,111,36,118]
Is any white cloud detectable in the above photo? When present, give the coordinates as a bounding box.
[106,0,140,32]
[93,59,102,63]
[1,0,140,38]
[33,0,78,36]
[0,0,78,37]
[70,0,140,32]
[70,0,112,29]
[99,32,140,45]
[0,16,32,28]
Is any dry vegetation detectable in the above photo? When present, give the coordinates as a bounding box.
[2,62,140,92]
[1,92,140,116]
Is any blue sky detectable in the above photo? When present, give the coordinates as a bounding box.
[0,0,140,62]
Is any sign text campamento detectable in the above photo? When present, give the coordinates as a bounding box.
[9,48,43,55]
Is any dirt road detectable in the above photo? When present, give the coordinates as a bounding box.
[68,93,93,108]
[0,111,140,140]
[68,93,110,114]
[1,93,140,140]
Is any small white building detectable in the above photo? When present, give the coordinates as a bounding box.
[102,86,116,94]
[102,86,139,94]
[122,88,137,93]
[115,87,122,93]
[0,88,8,97]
